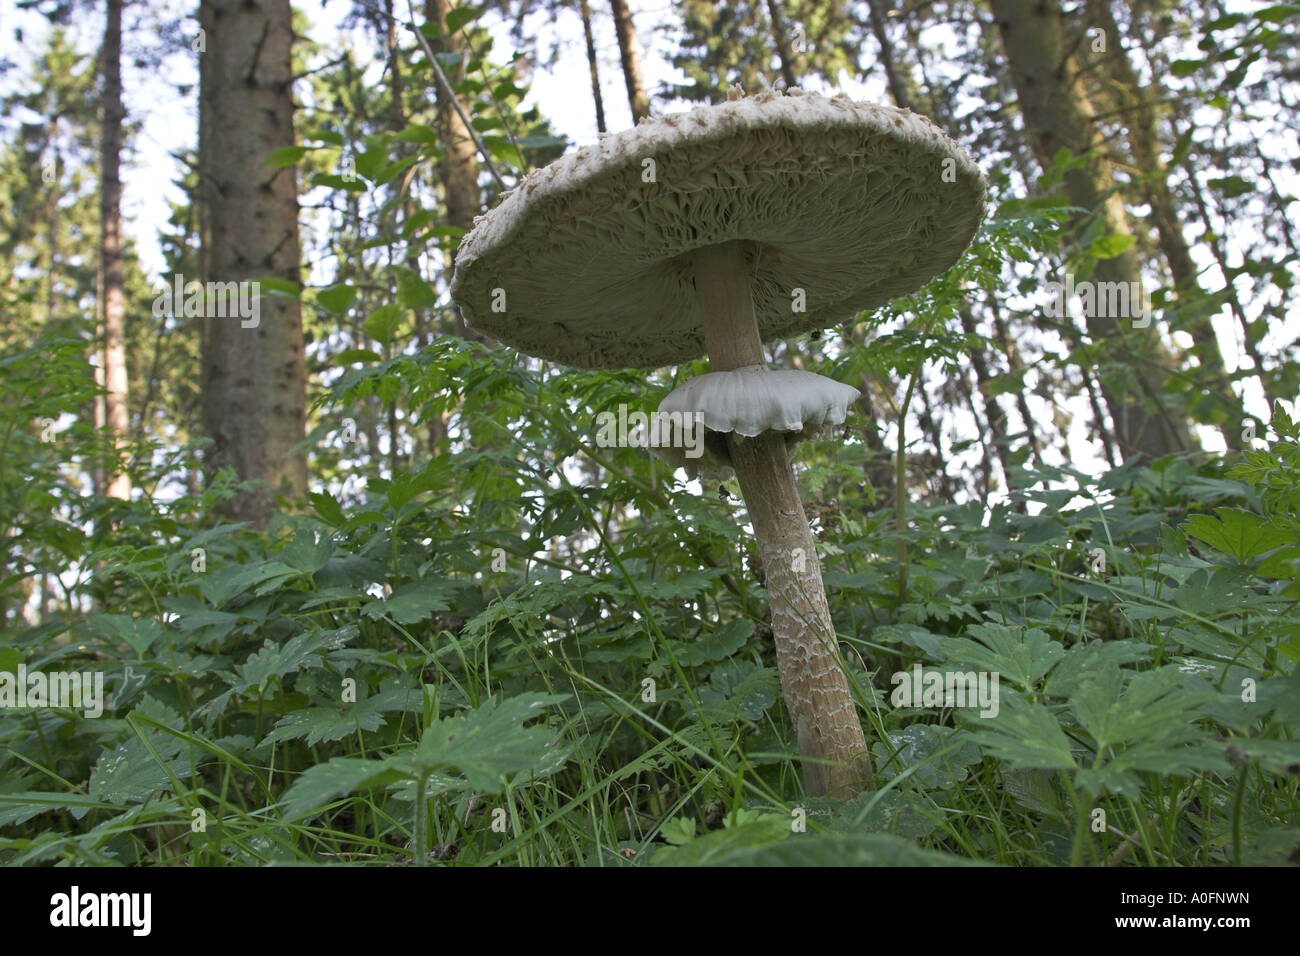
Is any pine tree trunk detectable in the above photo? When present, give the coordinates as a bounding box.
[1087,0,1240,439]
[100,0,130,500]
[428,0,486,343]
[198,0,308,528]
[609,0,650,123]
[990,0,1194,463]
[578,0,607,133]
[764,0,799,88]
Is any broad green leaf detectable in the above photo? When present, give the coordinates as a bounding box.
[309,491,346,527]
[1183,508,1295,562]
[444,4,484,33]
[963,691,1076,771]
[364,303,405,347]
[263,145,308,167]
[872,724,982,789]
[316,284,357,314]
[671,620,752,666]
[263,705,387,747]
[411,692,569,790]
[90,698,196,805]
[232,630,341,694]
[281,758,410,820]
[1086,233,1136,258]
[86,614,161,657]
[361,579,458,625]
[940,623,1064,691]
[394,265,438,309]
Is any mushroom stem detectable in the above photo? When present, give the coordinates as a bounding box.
[692,241,873,798]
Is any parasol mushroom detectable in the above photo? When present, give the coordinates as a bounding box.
[450,89,986,798]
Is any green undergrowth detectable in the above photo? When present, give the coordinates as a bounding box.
[1,337,1297,866]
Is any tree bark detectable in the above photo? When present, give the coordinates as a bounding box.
[428,0,486,343]
[1086,0,1241,439]
[695,241,872,799]
[578,0,607,133]
[764,0,799,88]
[198,0,308,527]
[609,0,650,123]
[866,0,913,108]
[100,0,130,500]
[990,0,1193,463]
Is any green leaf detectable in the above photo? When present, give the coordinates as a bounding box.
[1207,175,1254,199]
[395,124,439,145]
[363,304,405,347]
[90,697,196,805]
[660,816,697,845]
[872,724,983,789]
[963,691,1077,771]
[232,630,342,695]
[376,155,421,186]
[281,758,410,820]
[263,145,308,168]
[1086,233,1136,259]
[1255,4,1298,23]
[311,172,367,193]
[361,579,458,625]
[672,620,752,665]
[309,491,346,527]
[516,134,567,150]
[481,134,525,169]
[316,284,357,314]
[354,145,387,181]
[712,833,984,867]
[86,614,162,657]
[264,704,387,747]
[199,561,303,606]
[939,623,1064,692]
[0,792,114,827]
[256,277,302,299]
[1183,508,1296,562]
[703,660,780,720]
[412,692,569,790]
[281,526,334,574]
[444,4,484,34]
[0,647,22,673]
[394,265,438,309]
[333,348,383,365]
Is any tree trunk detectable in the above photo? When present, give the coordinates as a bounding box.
[990,0,1193,463]
[578,0,607,133]
[866,0,913,107]
[957,306,1014,489]
[609,0,650,123]
[1087,0,1241,439]
[100,0,130,500]
[428,0,486,343]
[764,0,799,88]
[198,0,308,528]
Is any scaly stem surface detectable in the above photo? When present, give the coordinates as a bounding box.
[692,241,872,798]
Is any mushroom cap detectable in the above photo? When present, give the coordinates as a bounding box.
[649,367,860,480]
[450,89,987,370]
